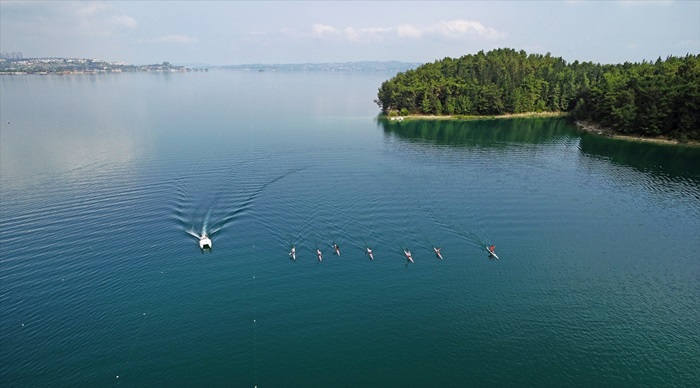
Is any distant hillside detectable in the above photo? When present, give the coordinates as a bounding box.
[221,61,421,73]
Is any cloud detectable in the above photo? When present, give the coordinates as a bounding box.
[295,19,504,42]
[312,24,340,37]
[427,20,506,40]
[344,26,393,41]
[397,24,424,38]
[279,23,394,42]
[343,27,361,41]
[155,35,198,44]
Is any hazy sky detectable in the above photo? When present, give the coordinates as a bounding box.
[1,1,698,65]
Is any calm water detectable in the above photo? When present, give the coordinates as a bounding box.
[1,72,699,387]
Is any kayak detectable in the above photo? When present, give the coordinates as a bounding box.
[317,249,323,262]
[433,247,443,260]
[366,248,374,260]
[487,246,499,259]
[404,250,414,263]
[333,244,341,256]
[290,247,296,260]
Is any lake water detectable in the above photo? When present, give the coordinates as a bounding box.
[1,71,699,387]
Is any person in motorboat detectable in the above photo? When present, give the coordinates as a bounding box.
[365,247,374,260]
[332,243,341,256]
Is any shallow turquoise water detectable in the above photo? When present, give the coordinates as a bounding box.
[1,72,699,387]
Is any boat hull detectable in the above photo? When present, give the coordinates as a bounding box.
[199,237,212,250]
[487,246,498,259]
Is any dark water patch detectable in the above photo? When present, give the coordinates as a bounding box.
[379,117,578,147]
[579,132,700,182]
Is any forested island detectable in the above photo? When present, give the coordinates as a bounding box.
[375,49,700,142]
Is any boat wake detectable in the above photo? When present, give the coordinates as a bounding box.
[419,206,493,256]
[172,167,308,251]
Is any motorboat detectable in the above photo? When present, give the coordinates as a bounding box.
[199,235,212,250]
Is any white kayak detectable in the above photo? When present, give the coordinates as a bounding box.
[487,246,498,259]
[404,249,414,263]
[433,247,443,260]
[290,247,296,260]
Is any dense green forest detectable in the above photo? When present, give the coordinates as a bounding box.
[375,48,700,140]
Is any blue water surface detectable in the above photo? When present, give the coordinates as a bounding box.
[1,71,699,387]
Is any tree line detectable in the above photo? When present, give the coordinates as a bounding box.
[375,48,700,140]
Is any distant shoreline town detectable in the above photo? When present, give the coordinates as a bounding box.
[0,54,207,75]
[0,52,420,75]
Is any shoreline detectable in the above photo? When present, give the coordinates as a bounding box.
[386,111,567,122]
[383,112,699,147]
[574,121,700,147]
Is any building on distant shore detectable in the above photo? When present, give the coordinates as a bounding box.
[1,52,23,60]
